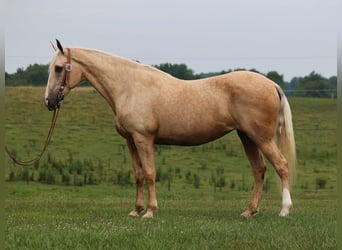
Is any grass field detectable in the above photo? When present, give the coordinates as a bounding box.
[4,87,337,249]
[5,182,336,249]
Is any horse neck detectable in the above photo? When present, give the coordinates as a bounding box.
[72,48,147,110]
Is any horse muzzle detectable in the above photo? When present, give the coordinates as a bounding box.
[45,87,65,111]
[45,97,62,111]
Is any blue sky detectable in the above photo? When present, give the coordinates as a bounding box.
[4,0,336,80]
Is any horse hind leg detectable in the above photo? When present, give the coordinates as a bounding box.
[237,131,267,217]
[259,140,292,216]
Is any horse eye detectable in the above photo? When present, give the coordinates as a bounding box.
[55,65,63,73]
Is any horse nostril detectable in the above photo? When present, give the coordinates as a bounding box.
[45,98,56,111]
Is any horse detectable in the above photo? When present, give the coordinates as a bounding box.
[45,40,296,219]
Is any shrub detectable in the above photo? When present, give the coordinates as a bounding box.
[316,178,327,190]
[193,173,200,189]
[31,170,40,182]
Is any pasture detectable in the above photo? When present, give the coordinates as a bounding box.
[5,87,337,249]
[6,182,336,249]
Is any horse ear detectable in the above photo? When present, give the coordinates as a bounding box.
[50,41,57,51]
[56,39,64,55]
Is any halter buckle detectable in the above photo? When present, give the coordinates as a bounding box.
[65,63,73,72]
[57,91,64,102]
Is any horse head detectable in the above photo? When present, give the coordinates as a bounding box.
[45,39,84,110]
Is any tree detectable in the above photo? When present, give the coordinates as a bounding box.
[287,77,302,96]
[6,64,49,86]
[25,64,49,86]
[154,63,196,80]
[328,76,337,88]
[294,71,335,98]
[266,71,285,89]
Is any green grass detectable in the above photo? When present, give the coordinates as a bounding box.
[5,182,336,250]
[4,87,337,249]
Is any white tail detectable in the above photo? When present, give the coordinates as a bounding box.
[275,85,297,186]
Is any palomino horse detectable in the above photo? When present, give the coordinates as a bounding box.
[45,40,296,219]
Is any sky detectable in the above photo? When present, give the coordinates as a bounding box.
[4,0,337,81]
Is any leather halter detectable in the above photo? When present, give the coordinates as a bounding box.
[57,48,72,107]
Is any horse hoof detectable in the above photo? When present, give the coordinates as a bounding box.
[128,210,140,217]
[279,208,290,217]
[142,210,154,219]
[279,202,292,217]
[241,209,258,218]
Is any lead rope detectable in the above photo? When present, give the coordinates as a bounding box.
[4,107,60,166]
[5,47,70,166]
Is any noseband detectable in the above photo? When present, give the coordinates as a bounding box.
[57,48,72,108]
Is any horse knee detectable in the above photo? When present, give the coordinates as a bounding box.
[142,168,156,183]
[144,173,156,185]
[132,167,144,186]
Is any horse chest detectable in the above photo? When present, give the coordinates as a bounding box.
[114,110,158,139]
[114,119,130,138]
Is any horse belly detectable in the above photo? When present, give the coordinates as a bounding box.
[155,119,234,146]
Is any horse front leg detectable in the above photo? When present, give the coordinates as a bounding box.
[132,134,158,219]
[127,139,145,217]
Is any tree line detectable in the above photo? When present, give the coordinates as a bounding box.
[5,63,337,98]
